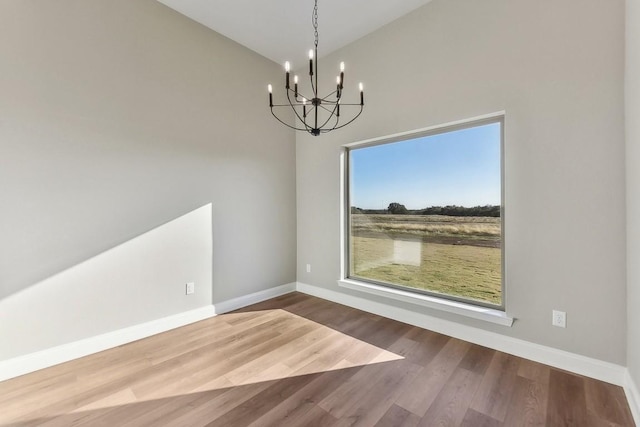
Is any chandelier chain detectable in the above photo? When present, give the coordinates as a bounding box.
[313,0,318,48]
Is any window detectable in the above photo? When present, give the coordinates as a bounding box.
[346,117,503,308]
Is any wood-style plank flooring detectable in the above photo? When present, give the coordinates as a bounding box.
[0,292,635,426]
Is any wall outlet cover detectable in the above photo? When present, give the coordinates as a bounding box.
[552,310,566,328]
[186,282,195,295]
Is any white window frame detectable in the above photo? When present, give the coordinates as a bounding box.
[339,112,513,326]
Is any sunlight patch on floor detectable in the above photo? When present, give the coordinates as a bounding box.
[63,309,404,415]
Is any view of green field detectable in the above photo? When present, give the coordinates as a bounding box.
[350,214,502,305]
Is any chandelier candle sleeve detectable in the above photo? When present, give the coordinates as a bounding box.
[268,84,273,107]
[309,50,314,76]
[285,61,290,89]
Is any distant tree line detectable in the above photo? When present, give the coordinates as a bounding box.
[351,203,501,217]
[421,205,501,217]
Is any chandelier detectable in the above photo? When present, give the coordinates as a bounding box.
[267,0,365,136]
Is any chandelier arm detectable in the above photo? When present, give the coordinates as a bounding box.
[322,109,341,131]
[276,101,365,108]
[329,106,364,131]
[306,74,313,97]
[317,103,337,114]
[285,89,312,129]
[287,87,307,103]
[315,101,342,130]
[320,113,340,133]
[320,91,339,102]
[271,103,304,107]
[317,113,337,131]
[270,107,313,132]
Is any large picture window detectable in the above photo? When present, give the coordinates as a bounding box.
[346,117,503,308]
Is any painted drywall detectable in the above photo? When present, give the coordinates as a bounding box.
[627,0,640,392]
[0,0,296,360]
[0,205,214,360]
[296,0,626,364]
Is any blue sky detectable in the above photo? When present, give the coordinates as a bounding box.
[350,122,501,209]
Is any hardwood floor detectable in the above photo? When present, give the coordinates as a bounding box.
[0,292,635,426]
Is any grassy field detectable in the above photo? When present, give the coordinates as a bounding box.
[350,214,502,305]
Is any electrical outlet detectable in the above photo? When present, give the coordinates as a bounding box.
[186,282,195,295]
[552,310,566,328]
[306,264,311,273]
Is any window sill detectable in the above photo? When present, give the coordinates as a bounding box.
[337,279,514,327]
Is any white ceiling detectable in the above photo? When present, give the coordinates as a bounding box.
[157,0,432,66]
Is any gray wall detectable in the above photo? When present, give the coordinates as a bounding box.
[0,0,296,358]
[627,0,640,388]
[296,0,627,364]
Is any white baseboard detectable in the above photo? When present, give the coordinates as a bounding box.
[625,370,640,425]
[1,278,630,410]
[213,282,297,314]
[0,305,217,383]
[0,282,297,383]
[296,282,627,386]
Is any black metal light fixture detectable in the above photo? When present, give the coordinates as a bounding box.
[267,0,365,136]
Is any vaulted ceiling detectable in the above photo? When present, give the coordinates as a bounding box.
[157,0,432,65]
